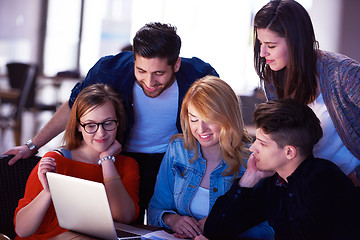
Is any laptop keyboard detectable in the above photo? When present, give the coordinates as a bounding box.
[116,229,142,240]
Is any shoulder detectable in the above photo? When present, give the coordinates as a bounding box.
[179,56,217,73]
[302,157,341,174]
[318,50,360,72]
[317,50,360,96]
[115,155,139,169]
[177,57,219,83]
[43,150,66,159]
[169,136,185,145]
[168,137,187,152]
[95,51,134,74]
[166,137,195,162]
[300,157,352,187]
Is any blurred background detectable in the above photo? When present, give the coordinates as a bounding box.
[0,0,359,155]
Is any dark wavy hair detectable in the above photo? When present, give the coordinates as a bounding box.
[254,0,319,104]
[133,22,181,66]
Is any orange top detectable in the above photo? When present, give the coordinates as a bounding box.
[14,151,139,240]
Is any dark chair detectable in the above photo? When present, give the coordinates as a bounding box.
[0,64,37,146]
[0,154,40,239]
[5,62,58,135]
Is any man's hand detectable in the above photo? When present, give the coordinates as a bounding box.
[2,145,34,165]
[240,154,275,188]
[3,101,71,166]
[348,170,360,187]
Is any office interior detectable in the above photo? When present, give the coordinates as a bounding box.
[0,0,359,156]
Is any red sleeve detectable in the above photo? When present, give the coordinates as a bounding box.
[115,155,140,221]
[14,162,42,221]
[13,153,66,239]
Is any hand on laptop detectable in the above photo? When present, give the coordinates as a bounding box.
[38,157,56,191]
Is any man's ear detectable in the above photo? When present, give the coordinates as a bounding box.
[284,145,297,160]
[174,57,181,72]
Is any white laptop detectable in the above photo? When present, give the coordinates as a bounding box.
[46,172,151,240]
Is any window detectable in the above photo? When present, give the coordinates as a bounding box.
[43,0,132,77]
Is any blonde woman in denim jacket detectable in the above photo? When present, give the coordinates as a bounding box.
[148,76,275,239]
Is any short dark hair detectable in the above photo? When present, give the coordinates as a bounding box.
[133,22,181,66]
[253,99,322,157]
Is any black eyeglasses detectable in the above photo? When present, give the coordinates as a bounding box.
[79,120,118,134]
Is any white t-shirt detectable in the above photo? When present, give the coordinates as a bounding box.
[308,93,358,174]
[189,186,209,220]
[124,80,179,153]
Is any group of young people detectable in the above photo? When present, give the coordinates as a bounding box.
[5,0,359,239]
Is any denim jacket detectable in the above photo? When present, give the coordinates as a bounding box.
[148,138,245,228]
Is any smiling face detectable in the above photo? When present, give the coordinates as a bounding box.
[257,28,290,71]
[249,128,288,173]
[188,103,222,152]
[134,54,180,98]
[78,101,118,154]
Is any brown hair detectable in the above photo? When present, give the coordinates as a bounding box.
[254,98,323,157]
[253,0,319,104]
[63,84,126,150]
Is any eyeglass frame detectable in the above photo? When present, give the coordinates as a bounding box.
[79,120,118,134]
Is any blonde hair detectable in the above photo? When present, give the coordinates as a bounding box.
[63,84,126,150]
[173,76,251,175]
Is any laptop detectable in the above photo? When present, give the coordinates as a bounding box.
[46,172,151,240]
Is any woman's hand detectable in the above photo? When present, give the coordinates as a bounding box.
[37,157,56,191]
[164,214,202,239]
[99,140,122,159]
[197,217,207,233]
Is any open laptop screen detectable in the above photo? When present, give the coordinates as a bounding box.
[46,172,150,240]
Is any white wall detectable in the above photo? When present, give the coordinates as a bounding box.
[130,0,256,95]
[308,0,342,54]
[0,0,42,74]
[130,0,360,95]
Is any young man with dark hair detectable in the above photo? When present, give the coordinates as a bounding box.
[4,22,218,223]
[201,99,360,240]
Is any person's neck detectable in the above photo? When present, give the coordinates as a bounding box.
[71,144,100,165]
[201,145,222,165]
[277,156,306,182]
[201,146,222,171]
[199,145,222,189]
